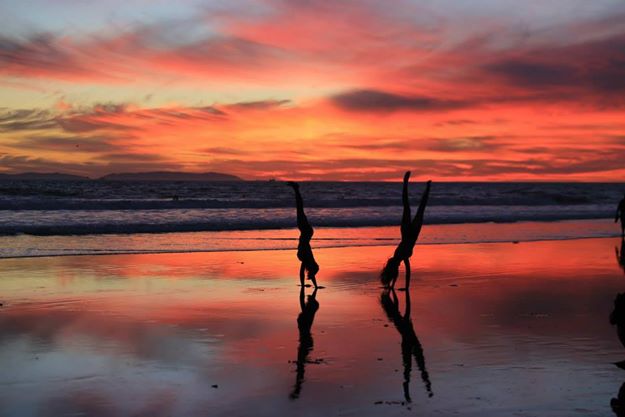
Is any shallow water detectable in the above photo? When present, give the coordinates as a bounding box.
[1,181,623,237]
[0,218,620,258]
[1,238,625,416]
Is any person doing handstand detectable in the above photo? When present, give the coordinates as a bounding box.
[287,182,320,288]
[381,172,431,289]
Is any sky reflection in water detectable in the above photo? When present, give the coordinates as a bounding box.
[1,238,625,416]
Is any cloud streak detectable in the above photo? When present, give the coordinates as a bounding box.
[1,1,625,179]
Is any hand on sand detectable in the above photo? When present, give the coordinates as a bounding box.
[286,181,299,189]
[403,171,411,182]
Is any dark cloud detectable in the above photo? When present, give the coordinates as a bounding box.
[224,99,291,111]
[0,109,57,132]
[97,152,169,162]
[0,154,95,176]
[0,25,291,82]
[331,89,471,112]
[481,33,625,102]
[9,135,118,153]
[485,60,575,88]
[0,33,91,78]
[55,117,130,133]
[335,136,503,153]
[199,147,250,156]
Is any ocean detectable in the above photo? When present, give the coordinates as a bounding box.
[0,180,623,258]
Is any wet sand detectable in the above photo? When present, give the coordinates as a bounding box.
[1,237,625,416]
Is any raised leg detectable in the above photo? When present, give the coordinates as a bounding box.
[402,171,411,229]
[288,182,310,232]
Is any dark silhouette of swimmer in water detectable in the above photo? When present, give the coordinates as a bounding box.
[380,288,433,402]
[287,182,320,288]
[290,286,320,399]
[617,238,625,276]
[381,172,431,289]
[617,195,625,238]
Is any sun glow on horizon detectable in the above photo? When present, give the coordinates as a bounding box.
[1,0,625,181]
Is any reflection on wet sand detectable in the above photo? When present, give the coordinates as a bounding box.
[612,240,625,415]
[290,287,320,399]
[616,238,625,275]
[380,288,433,402]
[2,238,625,416]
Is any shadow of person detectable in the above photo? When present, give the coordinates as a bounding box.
[380,172,431,290]
[616,238,625,276]
[289,286,320,400]
[380,288,433,402]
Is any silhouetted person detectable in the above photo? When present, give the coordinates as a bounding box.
[612,383,625,416]
[290,286,320,399]
[380,288,433,402]
[617,194,625,237]
[287,182,320,288]
[381,172,431,289]
[610,293,625,414]
[617,238,625,276]
[610,293,625,368]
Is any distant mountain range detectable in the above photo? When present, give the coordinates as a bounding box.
[0,171,243,182]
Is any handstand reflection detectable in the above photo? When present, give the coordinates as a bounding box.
[290,286,320,399]
[380,288,433,402]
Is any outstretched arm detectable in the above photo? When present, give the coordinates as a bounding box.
[402,171,411,228]
[411,180,432,228]
[299,263,306,287]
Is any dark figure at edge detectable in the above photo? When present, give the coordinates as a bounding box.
[290,286,320,399]
[610,293,625,415]
[380,288,433,402]
[288,182,320,288]
[381,172,432,289]
[610,293,625,368]
[612,382,625,417]
[617,194,625,238]
[617,238,625,276]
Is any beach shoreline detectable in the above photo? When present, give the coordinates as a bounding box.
[0,218,621,259]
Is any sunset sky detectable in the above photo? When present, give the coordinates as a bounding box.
[1,0,624,181]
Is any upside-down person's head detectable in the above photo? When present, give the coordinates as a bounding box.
[306,261,320,280]
[380,257,401,287]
